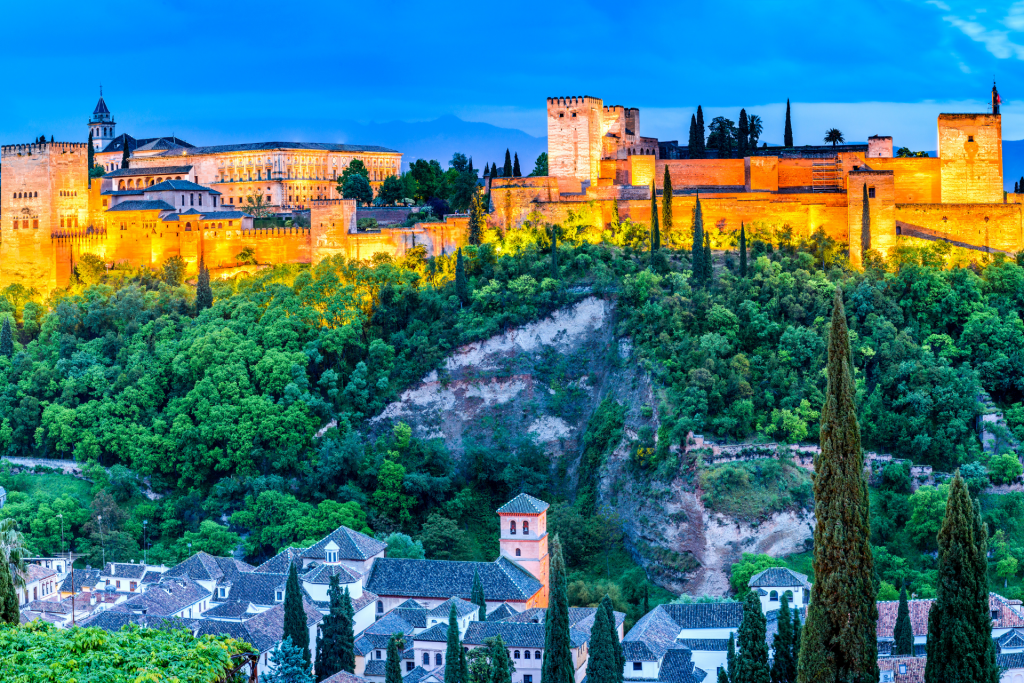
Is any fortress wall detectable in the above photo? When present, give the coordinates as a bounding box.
[778,158,815,189]
[895,203,1023,254]
[489,178,562,230]
[547,96,603,185]
[866,157,941,203]
[311,199,357,264]
[656,160,745,189]
[848,171,896,267]
[745,157,779,192]
[939,114,1003,203]
[631,156,656,187]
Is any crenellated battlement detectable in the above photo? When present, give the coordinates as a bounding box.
[2,142,89,157]
[546,96,602,108]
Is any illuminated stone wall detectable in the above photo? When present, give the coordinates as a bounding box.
[657,160,746,189]
[547,97,604,186]
[867,136,893,158]
[630,156,656,188]
[938,114,1003,203]
[865,157,941,203]
[745,157,779,192]
[848,170,896,267]
[896,203,1023,254]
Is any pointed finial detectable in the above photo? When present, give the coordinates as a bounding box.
[100,85,103,97]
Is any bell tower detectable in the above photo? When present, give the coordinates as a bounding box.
[497,493,550,608]
[88,87,115,152]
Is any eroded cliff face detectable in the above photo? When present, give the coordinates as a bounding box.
[372,296,813,596]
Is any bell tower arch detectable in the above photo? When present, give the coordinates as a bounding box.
[89,87,115,152]
[497,493,550,607]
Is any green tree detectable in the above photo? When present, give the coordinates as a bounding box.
[373,459,412,525]
[0,317,12,358]
[770,592,796,683]
[120,135,130,169]
[703,231,713,284]
[649,185,660,266]
[796,289,877,683]
[600,594,624,683]
[924,472,1000,683]
[491,634,514,683]
[727,633,736,681]
[824,129,845,147]
[513,153,522,178]
[196,256,212,311]
[691,197,705,285]
[421,513,474,561]
[696,106,706,157]
[385,634,404,683]
[383,533,425,559]
[688,114,700,159]
[530,152,549,176]
[340,159,370,185]
[340,586,356,672]
[739,222,748,277]
[315,575,354,680]
[378,175,405,206]
[0,561,18,625]
[468,191,484,245]
[735,590,770,683]
[551,225,559,279]
[893,583,914,657]
[162,255,186,286]
[456,248,470,305]
[708,117,736,159]
[502,150,513,178]
[542,536,574,683]
[446,602,464,683]
[748,114,763,148]
[662,166,673,245]
[586,597,617,683]
[284,563,311,665]
[738,109,749,158]
[260,637,316,683]
[176,520,238,558]
[784,100,793,147]
[472,570,487,621]
[342,175,374,206]
[76,253,107,285]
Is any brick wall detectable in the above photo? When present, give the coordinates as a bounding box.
[867,136,893,158]
[745,157,779,192]
[547,97,603,185]
[896,203,1023,254]
[939,113,1003,203]
[656,159,745,189]
[866,157,941,203]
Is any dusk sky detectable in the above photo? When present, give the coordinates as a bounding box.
[7,0,1024,154]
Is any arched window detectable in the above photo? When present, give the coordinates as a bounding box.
[423,653,430,665]
[514,651,520,659]
[34,192,37,197]
[516,549,521,557]
[435,654,443,666]
[510,521,517,535]
[769,590,779,602]
[524,651,531,660]
[784,590,794,603]
[377,601,384,613]
[535,651,541,659]
[523,521,529,535]
[185,222,192,231]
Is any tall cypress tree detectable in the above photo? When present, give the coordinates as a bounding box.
[770,593,796,683]
[471,570,487,622]
[738,109,749,158]
[491,635,513,683]
[796,289,877,683]
[600,595,624,683]
[455,248,469,305]
[739,222,748,277]
[459,641,469,683]
[662,166,673,246]
[784,100,794,147]
[503,149,513,178]
[691,197,705,286]
[696,106,706,157]
[446,602,463,683]
[87,132,95,184]
[468,191,483,245]
[702,230,713,285]
[586,600,616,683]
[861,183,871,259]
[120,134,130,169]
[513,153,522,178]
[551,225,559,279]
[284,563,311,665]
[340,586,356,672]
[892,583,914,657]
[196,256,212,311]
[0,317,12,358]
[726,633,736,681]
[924,472,999,683]
[315,575,344,682]
[385,635,404,683]
[735,590,770,683]
[541,536,574,683]
[688,114,699,158]
[792,610,802,670]
[0,561,18,625]
[649,184,660,265]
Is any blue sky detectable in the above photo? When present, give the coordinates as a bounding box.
[6,0,1024,153]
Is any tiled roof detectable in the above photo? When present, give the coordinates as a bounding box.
[104,165,192,178]
[487,603,519,621]
[323,672,373,683]
[24,598,73,614]
[151,142,400,156]
[657,645,708,683]
[81,611,200,632]
[463,621,546,648]
[496,494,549,515]
[660,603,743,630]
[255,547,309,574]
[22,565,57,582]
[100,135,193,155]
[393,605,428,629]
[364,557,542,602]
[354,632,393,656]
[426,597,478,619]
[876,656,926,683]
[219,571,287,606]
[141,571,165,585]
[414,623,450,643]
[102,563,149,580]
[623,608,685,661]
[1000,628,1024,650]
[107,200,175,212]
[115,578,209,616]
[93,97,110,116]
[197,599,322,653]
[145,179,221,194]
[402,667,435,683]
[363,660,388,677]
[747,568,810,588]
[101,190,145,196]
[165,552,254,583]
[998,652,1024,669]
[203,601,254,619]
[352,590,378,614]
[992,593,1024,629]
[363,610,416,637]
[675,639,730,651]
[305,526,387,562]
[302,563,362,586]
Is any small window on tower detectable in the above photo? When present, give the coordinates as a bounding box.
[559,113,564,118]
[571,113,576,117]
[968,136,974,142]
[868,187,875,199]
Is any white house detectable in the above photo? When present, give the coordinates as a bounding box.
[621,603,728,682]
[747,567,810,615]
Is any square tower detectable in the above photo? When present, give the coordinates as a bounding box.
[547,96,604,187]
[497,493,550,608]
[938,113,1002,203]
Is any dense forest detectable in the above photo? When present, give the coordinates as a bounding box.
[3,199,1024,614]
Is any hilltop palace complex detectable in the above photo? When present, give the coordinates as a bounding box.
[0,85,1021,292]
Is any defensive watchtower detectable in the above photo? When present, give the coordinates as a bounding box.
[89,89,115,152]
[547,96,604,187]
[497,493,550,608]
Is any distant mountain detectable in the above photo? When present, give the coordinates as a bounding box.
[1005,140,1024,190]
[335,115,547,173]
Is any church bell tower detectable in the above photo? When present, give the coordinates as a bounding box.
[497,493,550,608]
[88,88,115,152]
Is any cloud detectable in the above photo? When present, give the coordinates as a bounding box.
[927,0,951,9]
[936,1,1024,59]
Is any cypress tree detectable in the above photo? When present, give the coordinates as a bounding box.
[541,536,574,683]
[87,132,95,183]
[649,183,660,265]
[796,289,877,683]
[460,642,469,683]
[861,183,871,259]
[892,583,914,657]
[513,153,522,178]
[600,595,624,683]
[784,100,794,147]
[642,584,649,617]
[196,256,212,311]
[120,134,130,169]
[503,150,513,178]
[662,166,673,246]
[735,590,770,683]
[284,563,311,665]
[696,106,706,157]
[586,600,617,683]
[726,633,736,680]
[385,634,404,683]
[770,593,796,683]
[1020,176,1023,194]
[1016,181,1019,194]
[491,635,513,683]
[315,575,346,681]
[551,225,559,279]
[0,317,12,358]
[924,472,1000,683]
[738,109,749,158]
[446,602,463,683]
[719,671,730,683]
[691,197,705,286]
[455,248,469,305]
[468,191,483,245]
[340,586,356,672]
[792,610,802,669]
[739,222,748,277]
[703,230,713,284]
[472,570,487,622]
[0,561,18,625]
[688,114,699,159]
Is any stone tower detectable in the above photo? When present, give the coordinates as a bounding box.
[89,89,115,152]
[547,96,604,187]
[496,493,550,608]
